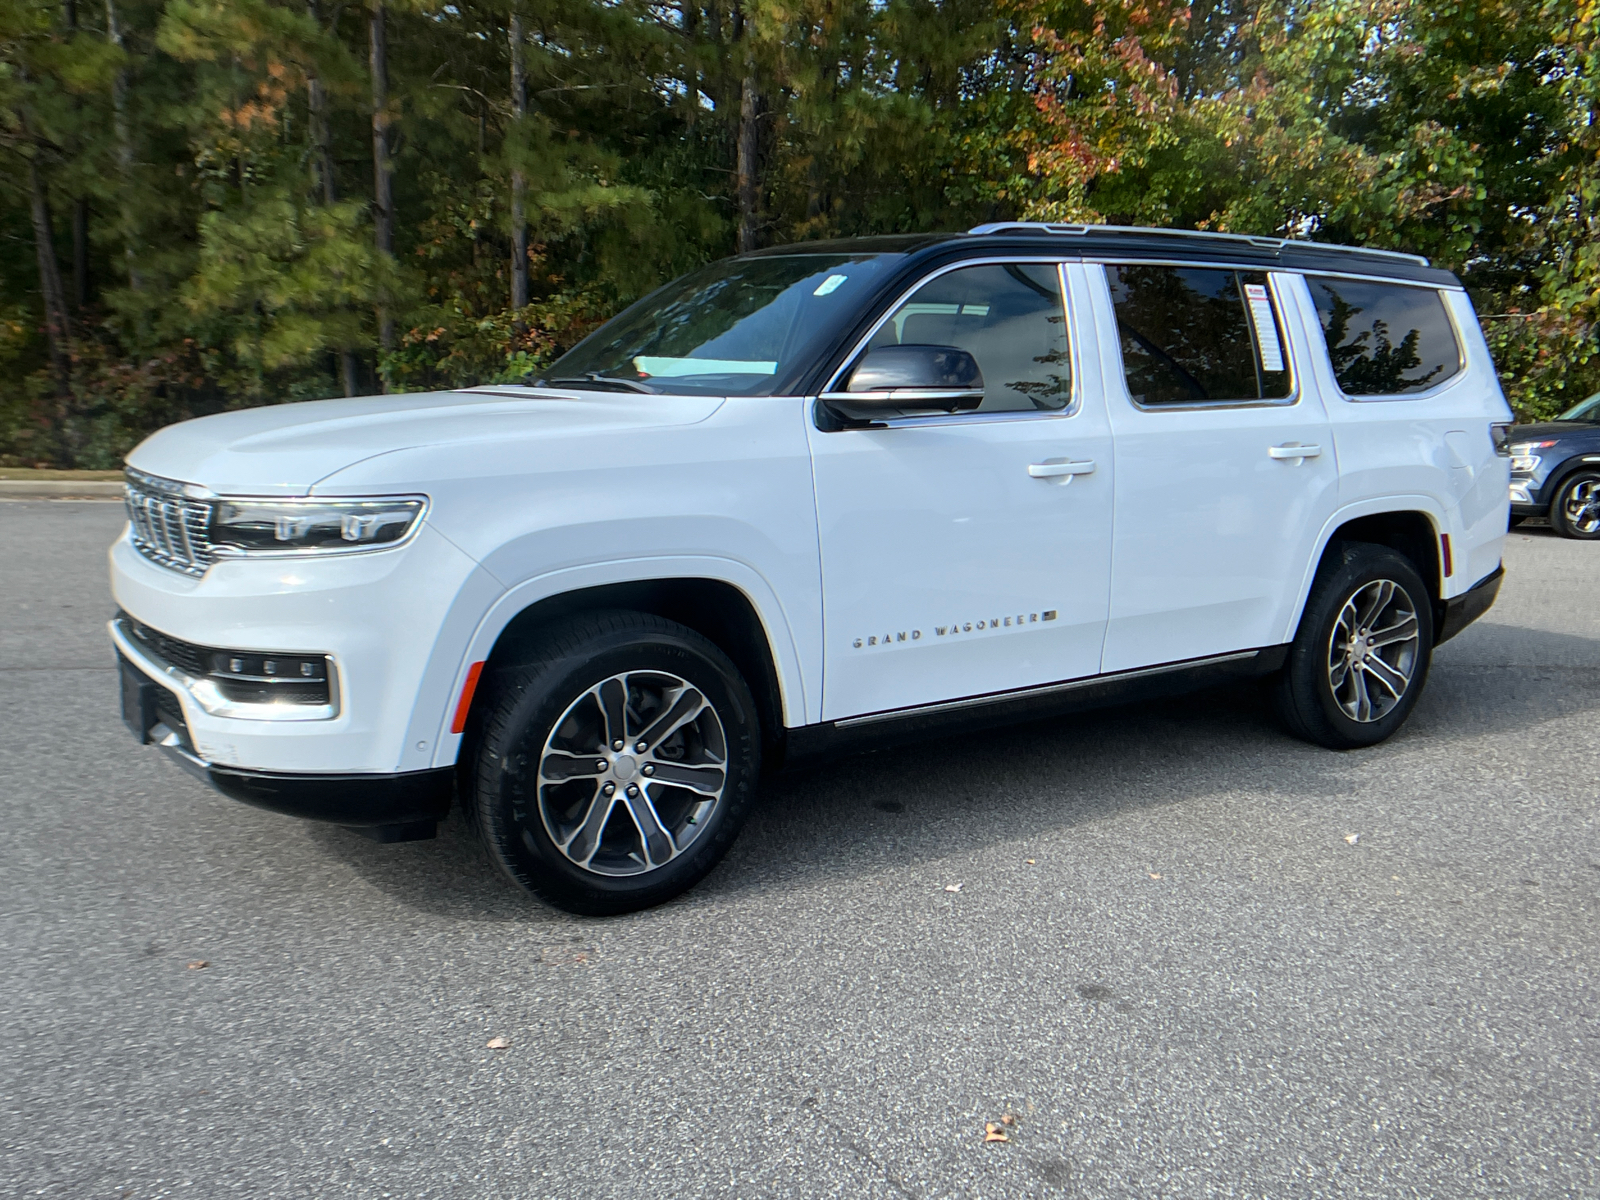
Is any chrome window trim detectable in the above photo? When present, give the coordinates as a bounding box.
[817,256,1084,428]
[1297,272,1469,404]
[111,616,342,722]
[1092,263,1304,413]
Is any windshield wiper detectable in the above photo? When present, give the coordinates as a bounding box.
[543,373,654,394]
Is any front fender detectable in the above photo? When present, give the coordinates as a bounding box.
[413,555,813,771]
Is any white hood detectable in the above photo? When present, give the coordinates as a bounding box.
[124,386,725,495]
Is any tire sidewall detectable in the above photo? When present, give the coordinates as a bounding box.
[478,625,759,914]
[1290,545,1434,748]
[1552,471,1600,540]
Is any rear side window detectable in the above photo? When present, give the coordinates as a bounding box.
[1308,278,1461,396]
[1106,265,1292,406]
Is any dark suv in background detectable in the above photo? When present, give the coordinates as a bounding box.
[1509,392,1600,538]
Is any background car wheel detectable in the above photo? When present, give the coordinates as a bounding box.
[1550,471,1600,539]
[1274,542,1434,750]
[470,611,760,915]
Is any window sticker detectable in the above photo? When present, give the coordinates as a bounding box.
[633,356,777,377]
[1244,283,1285,372]
[813,274,848,296]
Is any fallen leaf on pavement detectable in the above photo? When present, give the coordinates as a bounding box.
[1001,1114,1015,1126]
[1148,873,1163,880]
[1345,834,1360,845]
[1025,859,1036,866]
[186,960,209,970]
[486,1037,509,1049]
[944,883,963,893]
[984,1122,1010,1142]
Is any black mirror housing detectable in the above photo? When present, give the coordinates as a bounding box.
[820,344,986,420]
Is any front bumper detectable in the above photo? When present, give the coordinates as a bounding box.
[1436,566,1503,646]
[109,521,491,775]
[118,646,453,829]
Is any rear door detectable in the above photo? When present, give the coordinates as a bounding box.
[1083,261,1340,672]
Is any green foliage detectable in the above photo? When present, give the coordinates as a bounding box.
[1,0,1597,464]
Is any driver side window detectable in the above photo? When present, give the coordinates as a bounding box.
[865,263,1072,413]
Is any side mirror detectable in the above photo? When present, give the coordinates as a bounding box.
[820,345,985,420]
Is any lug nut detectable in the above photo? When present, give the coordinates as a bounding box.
[642,764,654,776]
[603,782,615,795]
[626,784,639,797]
[612,739,624,750]
[635,741,648,753]
[596,760,608,772]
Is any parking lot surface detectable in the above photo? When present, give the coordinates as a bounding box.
[2,501,1597,1199]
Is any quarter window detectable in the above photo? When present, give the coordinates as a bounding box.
[863,263,1071,413]
[1309,277,1462,396]
[1106,265,1292,405]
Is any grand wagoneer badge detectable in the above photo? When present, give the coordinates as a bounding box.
[853,609,1057,648]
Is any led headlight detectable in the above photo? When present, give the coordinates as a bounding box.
[1508,440,1555,475]
[209,497,427,557]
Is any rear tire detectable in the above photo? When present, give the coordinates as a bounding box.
[1274,543,1434,750]
[1550,471,1600,539]
[470,611,760,915]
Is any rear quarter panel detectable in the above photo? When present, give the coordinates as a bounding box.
[1281,277,1511,600]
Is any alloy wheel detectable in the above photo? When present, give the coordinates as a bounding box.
[1561,478,1600,535]
[1326,579,1421,723]
[536,670,728,877]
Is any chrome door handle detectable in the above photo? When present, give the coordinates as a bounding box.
[1268,443,1321,461]
[1028,459,1096,478]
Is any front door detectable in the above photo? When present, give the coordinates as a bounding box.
[1087,263,1340,672]
[808,260,1115,721]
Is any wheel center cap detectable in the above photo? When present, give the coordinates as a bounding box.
[611,754,639,782]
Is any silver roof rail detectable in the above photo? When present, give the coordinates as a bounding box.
[965,222,1430,267]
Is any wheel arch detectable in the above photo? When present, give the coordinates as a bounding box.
[1541,454,1600,512]
[1286,501,1447,646]
[430,560,806,771]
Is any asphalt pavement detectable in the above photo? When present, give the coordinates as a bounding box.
[2,501,1596,1199]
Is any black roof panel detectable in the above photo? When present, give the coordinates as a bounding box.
[748,225,1459,287]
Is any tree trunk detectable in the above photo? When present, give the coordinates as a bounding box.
[508,8,529,311]
[29,157,74,396]
[735,50,760,254]
[105,0,141,291]
[72,198,89,307]
[307,2,337,206]
[682,0,699,127]
[370,0,394,383]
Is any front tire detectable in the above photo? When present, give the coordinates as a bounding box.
[470,611,760,915]
[1550,471,1600,540]
[1274,543,1434,749]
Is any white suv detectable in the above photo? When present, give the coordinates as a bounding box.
[111,224,1513,913]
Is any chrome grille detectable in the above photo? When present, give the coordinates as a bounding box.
[124,469,215,576]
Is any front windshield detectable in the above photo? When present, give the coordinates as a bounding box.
[1558,392,1600,422]
[542,253,897,395]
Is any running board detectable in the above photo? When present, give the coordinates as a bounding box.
[834,650,1265,729]
[778,646,1287,770]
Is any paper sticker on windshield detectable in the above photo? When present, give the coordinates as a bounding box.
[1244,284,1285,372]
[813,274,848,296]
